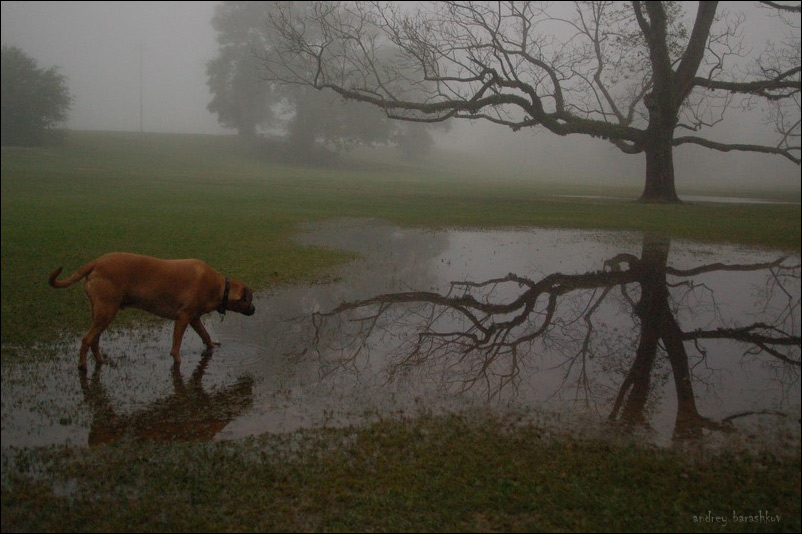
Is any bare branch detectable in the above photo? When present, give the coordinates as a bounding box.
[673,135,801,164]
[692,66,801,100]
[759,1,802,13]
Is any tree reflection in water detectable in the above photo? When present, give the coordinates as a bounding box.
[302,234,800,441]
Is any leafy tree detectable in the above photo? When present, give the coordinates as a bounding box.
[206,1,275,137]
[1,45,72,146]
[207,1,422,159]
[263,1,800,202]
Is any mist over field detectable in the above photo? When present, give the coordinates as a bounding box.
[2,0,800,193]
[2,4,801,530]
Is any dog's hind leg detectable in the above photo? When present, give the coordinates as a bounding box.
[170,315,192,366]
[79,282,119,369]
[80,309,115,369]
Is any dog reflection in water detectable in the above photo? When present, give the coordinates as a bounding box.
[79,350,253,446]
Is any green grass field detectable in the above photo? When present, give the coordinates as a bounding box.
[3,131,799,346]
[3,414,800,533]
[2,131,800,532]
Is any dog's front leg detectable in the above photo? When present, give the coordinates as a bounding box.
[190,317,220,350]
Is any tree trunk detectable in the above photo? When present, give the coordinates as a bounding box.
[640,129,680,203]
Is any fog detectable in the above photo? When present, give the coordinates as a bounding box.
[1,1,224,134]
[1,1,799,191]
[440,121,802,191]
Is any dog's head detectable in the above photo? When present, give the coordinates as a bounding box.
[229,281,256,316]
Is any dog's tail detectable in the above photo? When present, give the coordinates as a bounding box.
[49,262,95,288]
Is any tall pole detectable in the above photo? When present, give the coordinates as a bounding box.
[139,44,143,133]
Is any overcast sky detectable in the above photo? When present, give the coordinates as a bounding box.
[1,1,799,190]
[1,1,225,134]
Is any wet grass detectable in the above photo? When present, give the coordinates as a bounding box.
[2,414,800,532]
[2,131,800,532]
[2,131,799,347]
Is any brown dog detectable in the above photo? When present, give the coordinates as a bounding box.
[49,252,255,369]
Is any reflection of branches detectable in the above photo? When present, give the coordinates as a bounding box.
[314,269,637,398]
[304,236,800,440]
[547,284,616,412]
[684,324,801,365]
[666,257,791,276]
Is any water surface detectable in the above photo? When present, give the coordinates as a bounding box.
[2,220,799,450]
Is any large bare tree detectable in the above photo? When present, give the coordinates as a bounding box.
[263,1,800,202]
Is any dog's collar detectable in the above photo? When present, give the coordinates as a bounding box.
[217,277,230,314]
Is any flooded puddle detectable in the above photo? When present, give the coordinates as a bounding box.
[2,219,799,450]
[554,194,801,205]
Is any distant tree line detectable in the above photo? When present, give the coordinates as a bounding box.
[1,45,72,146]
[206,1,440,162]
